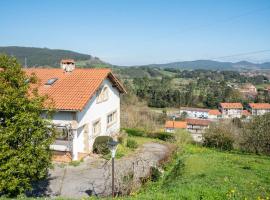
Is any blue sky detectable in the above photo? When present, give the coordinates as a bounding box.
[0,0,270,65]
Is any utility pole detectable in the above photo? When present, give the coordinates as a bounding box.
[108,140,119,198]
[112,155,115,197]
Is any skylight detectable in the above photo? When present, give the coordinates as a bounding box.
[45,78,58,85]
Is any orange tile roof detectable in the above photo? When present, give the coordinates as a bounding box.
[220,103,243,109]
[242,110,251,116]
[165,121,187,129]
[208,109,221,115]
[186,118,211,126]
[25,68,126,111]
[248,103,270,109]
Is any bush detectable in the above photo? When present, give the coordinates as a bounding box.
[241,113,270,155]
[203,122,236,151]
[118,131,128,145]
[174,130,193,145]
[124,128,146,137]
[126,139,138,149]
[93,136,113,155]
[147,132,175,141]
[150,167,162,182]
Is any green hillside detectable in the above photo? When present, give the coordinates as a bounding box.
[126,144,270,200]
[0,46,105,67]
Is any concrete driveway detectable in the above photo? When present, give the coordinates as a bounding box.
[30,142,174,199]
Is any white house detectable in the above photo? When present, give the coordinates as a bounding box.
[186,118,211,142]
[219,103,243,118]
[164,120,187,133]
[208,109,222,120]
[180,107,210,119]
[25,64,126,162]
[248,103,270,116]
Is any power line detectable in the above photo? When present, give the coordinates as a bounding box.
[175,6,270,35]
[211,49,270,60]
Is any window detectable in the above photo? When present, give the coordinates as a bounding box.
[93,120,101,136]
[107,111,117,126]
[97,86,109,103]
[45,78,58,85]
[55,127,68,140]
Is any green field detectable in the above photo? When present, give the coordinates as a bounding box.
[124,145,270,200]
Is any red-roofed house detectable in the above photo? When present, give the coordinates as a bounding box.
[25,61,126,162]
[186,118,211,142]
[242,110,251,119]
[164,120,187,132]
[186,118,211,133]
[219,103,243,118]
[208,109,222,120]
[248,103,270,116]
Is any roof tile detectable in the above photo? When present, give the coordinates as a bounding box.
[220,103,243,109]
[248,103,270,109]
[165,121,187,129]
[25,68,125,111]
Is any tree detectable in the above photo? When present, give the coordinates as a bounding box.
[0,55,54,196]
[241,113,270,155]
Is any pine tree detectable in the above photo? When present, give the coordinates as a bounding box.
[0,55,54,196]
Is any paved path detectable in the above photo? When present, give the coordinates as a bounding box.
[30,142,173,198]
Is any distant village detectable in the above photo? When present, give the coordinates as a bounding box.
[165,102,270,141]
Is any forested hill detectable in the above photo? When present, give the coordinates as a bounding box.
[1,46,269,70]
[147,60,270,70]
[0,46,106,67]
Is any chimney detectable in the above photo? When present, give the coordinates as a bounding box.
[60,59,75,72]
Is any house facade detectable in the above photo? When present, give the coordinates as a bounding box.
[25,65,126,161]
[179,107,210,119]
[164,120,187,133]
[186,118,211,133]
[208,109,222,120]
[219,103,243,118]
[186,118,211,142]
[248,103,270,116]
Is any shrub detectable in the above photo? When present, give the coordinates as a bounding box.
[147,132,175,141]
[241,113,270,155]
[126,139,138,149]
[150,167,162,182]
[124,128,146,137]
[163,159,185,185]
[174,130,193,145]
[203,122,236,151]
[118,131,128,145]
[93,136,113,155]
[69,160,81,167]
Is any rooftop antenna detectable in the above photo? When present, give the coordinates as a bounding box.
[24,57,27,68]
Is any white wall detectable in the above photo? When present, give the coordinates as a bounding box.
[49,78,121,160]
[77,78,120,154]
[165,128,175,133]
[251,109,270,116]
[221,108,242,118]
[180,110,208,119]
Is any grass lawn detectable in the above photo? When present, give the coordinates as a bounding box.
[123,144,270,200]
[115,135,163,159]
[256,83,270,90]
